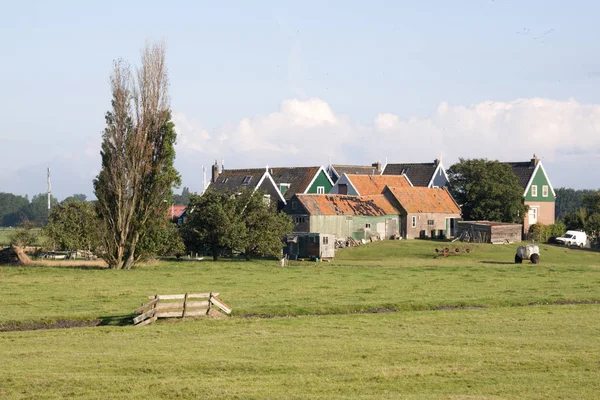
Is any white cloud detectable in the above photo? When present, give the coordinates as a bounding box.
[173,97,600,191]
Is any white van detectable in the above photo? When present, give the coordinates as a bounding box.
[555,230,587,248]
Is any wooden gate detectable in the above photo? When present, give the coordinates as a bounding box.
[133,292,231,326]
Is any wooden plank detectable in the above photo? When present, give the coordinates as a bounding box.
[184,309,209,317]
[156,311,188,318]
[183,300,209,308]
[147,293,219,300]
[136,298,159,313]
[136,316,157,327]
[156,302,184,311]
[210,297,232,315]
[133,308,156,324]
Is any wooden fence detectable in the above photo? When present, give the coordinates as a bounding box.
[133,292,232,326]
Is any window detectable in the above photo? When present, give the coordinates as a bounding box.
[542,185,549,197]
[221,177,228,183]
[412,216,416,228]
[401,167,409,174]
[293,216,305,224]
[280,183,290,195]
[292,201,298,210]
[317,186,325,194]
[427,220,435,226]
[241,176,252,185]
[338,184,348,195]
[365,223,371,229]
[322,236,329,245]
[531,185,538,197]
[263,194,271,205]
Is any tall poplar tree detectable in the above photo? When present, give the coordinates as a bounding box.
[94,42,180,269]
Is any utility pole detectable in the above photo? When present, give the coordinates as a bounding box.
[47,167,52,213]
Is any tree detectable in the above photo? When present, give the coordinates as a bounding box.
[181,191,246,261]
[447,158,527,223]
[44,201,102,251]
[236,190,293,260]
[173,187,192,206]
[21,193,59,226]
[93,42,181,269]
[0,193,29,226]
[555,188,594,221]
[61,194,88,205]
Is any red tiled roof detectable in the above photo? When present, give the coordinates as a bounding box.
[295,194,398,216]
[386,186,461,214]
[346,174,412,195]
[169,205,187,218]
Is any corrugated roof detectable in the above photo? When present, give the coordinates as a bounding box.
[382,163,437,187]
[269,166,321,199]
[346,174,412,195]
[386,186,461,214]
[296,194,398,216]
[208,168,266,192]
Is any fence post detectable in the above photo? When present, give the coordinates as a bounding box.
[182,292,188,318]
[207,292,212,315]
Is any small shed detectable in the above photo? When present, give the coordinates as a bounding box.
[456,221,522,244]
[285,233,335,260]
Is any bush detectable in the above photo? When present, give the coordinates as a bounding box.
[528,222,566,243]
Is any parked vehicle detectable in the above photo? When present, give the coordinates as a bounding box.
[555,230,587,248]
[515,244,540,264]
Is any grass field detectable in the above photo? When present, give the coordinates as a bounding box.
[1,240,600,398]
[0,227,45,247]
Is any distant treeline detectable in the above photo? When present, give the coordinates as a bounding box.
[0,188,191,227]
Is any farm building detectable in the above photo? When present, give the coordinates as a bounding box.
[284,233,335,260]
[455,221,522,244]
[285,194,400,240]
[330,173,412,196]
[383,186,461,239]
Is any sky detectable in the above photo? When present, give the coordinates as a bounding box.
[1,0,600,200]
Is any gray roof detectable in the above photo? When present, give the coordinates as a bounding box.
[269,167,321,200]
[208,168,266,193]
[331,164,379,177]
[504,162,536,189]
[382,163,437,187]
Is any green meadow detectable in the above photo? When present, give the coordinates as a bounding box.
[1,240,599,398]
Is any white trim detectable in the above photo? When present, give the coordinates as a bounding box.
[402,173,414,187]
[340,173,360,196]
[427,162,449,188]
[256,172,287,205]
[523,161,556,198]
[303,166,335,194]
[327,165,341,181]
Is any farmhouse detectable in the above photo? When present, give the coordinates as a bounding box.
[383,186,461,239]
[206,161,286,206]
[503,155,555,235]
[326,162,383,183]
[330,173,412,196]
[382,158,448,188]
[285,194,400,240]
[269,166,334,200]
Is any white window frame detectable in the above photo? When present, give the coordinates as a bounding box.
[542,185,548,197]
[317,186,325,194]
[322,236,328,245]
[531,185,538,197]
[411,216,416,228]
[528,206,539,225]
[365,223,371,229]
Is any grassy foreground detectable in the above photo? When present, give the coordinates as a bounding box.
[1,241,599,325]
[1,240,599,398]
[1,305,599,399]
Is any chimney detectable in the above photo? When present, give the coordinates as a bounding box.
[372,161,382,173]
[434,158,440,167]
[212,160,220,183]
[531,154,540,167]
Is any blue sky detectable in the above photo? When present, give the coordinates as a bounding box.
[1,0,599,199]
